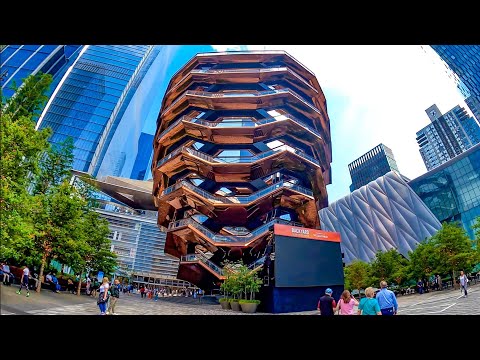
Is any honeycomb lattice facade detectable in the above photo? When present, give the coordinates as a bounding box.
[152,51,332,289]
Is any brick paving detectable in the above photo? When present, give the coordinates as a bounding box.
[1,282,479,315]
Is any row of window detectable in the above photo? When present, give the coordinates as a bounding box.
[58,84,120,105]
[71,68,129,89]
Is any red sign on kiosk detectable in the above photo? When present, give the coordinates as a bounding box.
[274,224,341,242]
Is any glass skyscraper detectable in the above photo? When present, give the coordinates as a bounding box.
[416,104,480,171]
[36,45,160,174]
[431,45,480,123]
[130,132,154,180]
[1,45,82,99]
[409,142,480,240]
[2,45,215,182]
[348,143,400,191]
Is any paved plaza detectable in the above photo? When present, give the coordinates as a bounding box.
[1,282,479,315]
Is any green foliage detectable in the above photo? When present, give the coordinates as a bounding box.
[344,260,371,291]
[433,222,479,277]
[221,261,262,301]
[0,74,117,292]
[370,249,409,285]
[407,239,438,281]
[2,72,53,118]
[238,299,261,304]
[1,74,52,263]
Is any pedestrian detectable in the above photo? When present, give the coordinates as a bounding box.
[417,279,424,294]
[86,275,91,296]
[376,281,398,315]
[107,279,120,315]
[67,278,75,294]
[16,265,31,297]
[459,270,469,298]
[317,288,336,316]
[97,277,110,315]
[357,287,382,315]
[1,262,13,285]
[334,289,359,315]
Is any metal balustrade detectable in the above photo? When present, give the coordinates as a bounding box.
[180,251,267,277]
[157,112,323,142]
[247,256,266,270]
[161,179,314,202]
[161,88,321,118]
[168,217,295,243]
[180,253,224,276]
[156,143,321,169]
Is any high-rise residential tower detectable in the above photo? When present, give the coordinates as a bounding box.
[348,143,400,192]
[152,51,333,291]
[431,45,480,122]
[416,104,480,171]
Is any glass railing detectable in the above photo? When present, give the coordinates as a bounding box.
[247,256,266,270]
[187,67,317,92]
[157,113,323,141]
[161,179,313,202]
[156,142,321,169]
[180,251,224,276]
[168,217,295,243]
[162,86,321,118]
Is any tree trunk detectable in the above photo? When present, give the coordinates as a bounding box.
[76,270,84,296]
[36,253,47,293]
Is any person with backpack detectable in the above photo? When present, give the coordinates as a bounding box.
[107,279,121,315]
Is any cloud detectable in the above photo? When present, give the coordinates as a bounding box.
[211,45,467,202]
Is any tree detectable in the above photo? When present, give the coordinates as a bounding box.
[344,260,371,293]
[370,249,409,285]
[433,222,479,279]
[66,211,117,296]
[407,239,438,282]
[473,216,480,243]
[31,181,86,292]
[2,72,53,119]
[0,74,52,263]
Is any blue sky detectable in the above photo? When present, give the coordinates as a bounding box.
[212,45,470,203]
[139,45,469,204]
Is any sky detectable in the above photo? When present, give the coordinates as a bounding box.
[211,45,469,203]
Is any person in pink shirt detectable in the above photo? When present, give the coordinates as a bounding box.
[335,290,359,315]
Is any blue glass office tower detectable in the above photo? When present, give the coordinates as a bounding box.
[409,142,480,240]
[431,46,480,123]
[1,45,82,99]
[130,132,154,180]
[36,45,159,174]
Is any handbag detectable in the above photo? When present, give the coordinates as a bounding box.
[97,292,109,305]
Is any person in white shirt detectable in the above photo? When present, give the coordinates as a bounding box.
[16,266,30,297]
[97,277,110,315]
[459,270,469,297]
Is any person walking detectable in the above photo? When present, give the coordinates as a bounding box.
[317,288,337,316]
[335,289,359,315]
[459,270,469,298]
[16,265,31,297]
[357,287,382,315]
[86,275,91,296]
[376,281,398,315]
[107,279,120,315]
[97,277,110,315]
